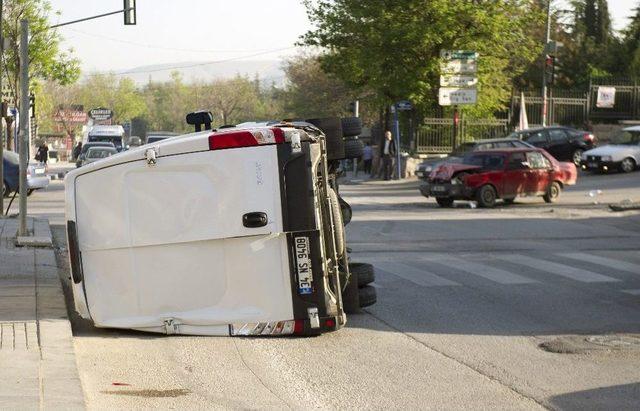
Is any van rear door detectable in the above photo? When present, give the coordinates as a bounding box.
[72,144,294,334]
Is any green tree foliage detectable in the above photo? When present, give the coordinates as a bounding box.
[623,2,640,80]
[2,0,80,107]
[301,0,544,117]
[77,74,147,123]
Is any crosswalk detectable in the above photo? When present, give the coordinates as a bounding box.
[357,251,640,293]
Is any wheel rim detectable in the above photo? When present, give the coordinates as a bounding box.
[550,184,559,198]
[482,188,495,204]
[622,159,634,172]
[573,150,583,165]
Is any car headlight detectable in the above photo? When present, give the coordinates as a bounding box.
[601,155,612,162]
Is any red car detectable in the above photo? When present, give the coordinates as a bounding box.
[419,148,577,207]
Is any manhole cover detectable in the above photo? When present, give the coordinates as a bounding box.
[585,335,640,348]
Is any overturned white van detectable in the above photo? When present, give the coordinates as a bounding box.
[65,119,354,336]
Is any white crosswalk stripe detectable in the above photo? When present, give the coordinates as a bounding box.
[558,253,640,274]
[375,262,460,287]
[430,256,537,285]
[495,254,620,283]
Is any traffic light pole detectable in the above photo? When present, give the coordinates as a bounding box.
[541,0,552,127]
[17,19,28,235]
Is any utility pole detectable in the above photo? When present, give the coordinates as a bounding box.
[18,19,28,235]
[541,0,552,127]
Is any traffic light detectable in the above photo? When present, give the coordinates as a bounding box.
[124,0,136,25]
[545,55,555,85]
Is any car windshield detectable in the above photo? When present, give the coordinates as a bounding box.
[463,153,506,170]
[89,136,122,148]
[610,130,640,145]
[87,149,116,159]
[3,150,20,164]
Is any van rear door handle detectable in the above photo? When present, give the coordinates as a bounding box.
[243,212,268,228]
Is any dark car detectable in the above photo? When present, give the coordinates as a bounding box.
[507,126,596,166]
[415,138,533,180]
[3,151,49,197]
[419,148,577,208]
[76,142,116,168]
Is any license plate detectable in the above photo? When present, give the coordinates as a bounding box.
[588,162,598,168]
[432,185,446,192]
[294,237,313,295]
[35,169,45,175]
[416,171,424,177]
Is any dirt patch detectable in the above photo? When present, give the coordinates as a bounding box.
[101,388,191,398]
[539,334,640,354]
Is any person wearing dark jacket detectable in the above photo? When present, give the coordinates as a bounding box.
[37,143,49,165]
[381,131,396,180]
[72,142,82,161]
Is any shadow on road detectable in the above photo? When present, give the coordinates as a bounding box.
[549,383,640,410]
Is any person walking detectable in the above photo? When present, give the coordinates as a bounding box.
[381,131,396,180]
[72,141,82,161]
[37,143,49,165]
[362,142,373,175]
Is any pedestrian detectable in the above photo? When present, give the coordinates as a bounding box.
[381,131,396,180]
[72,141,82,161]
[362,142,373,175]
[37,143,49,165]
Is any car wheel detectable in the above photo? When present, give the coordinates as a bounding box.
[503,197,515,204]
[306,117,345,160]
[620,157,636,173]
[349,262,375,287]
[543,181,561,203]
[572,149,583,166]
[327,187,345,257]
[343,138,364,159]
[436,197,454,207]
[359,285,377,308]
[341,117,362,137]
[476,185,497,208]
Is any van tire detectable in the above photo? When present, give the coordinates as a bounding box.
[328,187,345,257]
[359,286,377,308]
[306,117,345,160]
[341,117,362,137]
[349,262,375,287]
[343,138,364,159]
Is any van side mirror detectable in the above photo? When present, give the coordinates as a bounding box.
[186,111,213,132]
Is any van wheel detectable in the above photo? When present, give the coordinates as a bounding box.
[436,197,454,207]
[359,286,377,308]
[306,118,345,160]
[343,138,364,159]
[476,185,497,208]
[349,262,375,287]
[341,117,362,137]
[327,187,345,257]
[620,157,636,173]
[543,182,561,203]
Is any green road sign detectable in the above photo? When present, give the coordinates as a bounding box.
[440,50,478,61]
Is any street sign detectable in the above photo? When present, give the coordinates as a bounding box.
[438,88,477,106]
[395,100,413,111]
[439,75,478,88]
[440,59,477,74]
[440,50,478,61]
[88,107,113,121]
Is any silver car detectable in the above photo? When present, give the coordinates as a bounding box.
[81,147,118,166]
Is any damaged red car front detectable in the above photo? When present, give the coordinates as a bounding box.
[419,148,577,208]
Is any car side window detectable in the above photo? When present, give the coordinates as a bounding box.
[549,129,567,142]
[494,142,513,148]
[525,131,547,144]
[507,153,527,169]
[526,152,547,169]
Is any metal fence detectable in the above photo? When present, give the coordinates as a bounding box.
[511,90,589,128]
[416,118,509,153]
[588,79,640,121]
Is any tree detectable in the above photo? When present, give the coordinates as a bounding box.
[198,76,260,125]
[301,0,545,118]
[623,2,640,80]
[77,73,146,123]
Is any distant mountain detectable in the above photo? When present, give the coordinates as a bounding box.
[84,60,286,87]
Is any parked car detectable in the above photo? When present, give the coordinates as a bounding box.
[80,146,118,166]
[507,126,596,166]
[580,126,640,173]
[65,112,374,337]
[76,142,116,168]
[146,131,179,144]
[415,138,533,180]
[419,148,577,208]
[2,150,49,197]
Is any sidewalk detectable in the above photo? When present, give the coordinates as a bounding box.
[0,217,85,410]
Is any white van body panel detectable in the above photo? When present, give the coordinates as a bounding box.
[68,144,294,332]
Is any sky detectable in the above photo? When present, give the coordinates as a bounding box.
[51,0,638,73]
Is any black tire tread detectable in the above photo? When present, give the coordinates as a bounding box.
[359,285,377,308]
[343,138,364,159]
[306,117,345,160]
[350,262,375,287]
[341,117,362,137]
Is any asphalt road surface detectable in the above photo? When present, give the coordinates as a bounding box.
[27,164,640,409]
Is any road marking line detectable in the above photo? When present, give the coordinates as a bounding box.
[375,262,460,287]
[558,253,640,274]
[622,289,640,296]
[433,256,537,285]
[497,255,620,283]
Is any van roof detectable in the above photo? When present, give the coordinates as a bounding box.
[89,125,125,136]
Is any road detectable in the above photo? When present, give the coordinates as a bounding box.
[25,164,640,409]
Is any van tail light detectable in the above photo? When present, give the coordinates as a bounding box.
[209,127,285,151]
[230,320,298,336]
